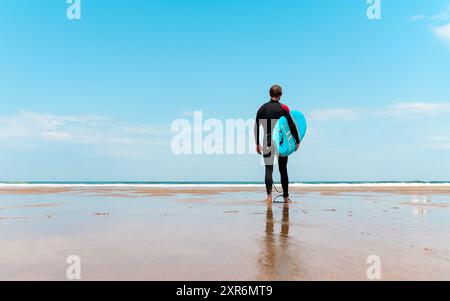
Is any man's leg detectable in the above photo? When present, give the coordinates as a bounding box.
[265,164,274,197]
[278,156,289,200]
[263,148,275,202]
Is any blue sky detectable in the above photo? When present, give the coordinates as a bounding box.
[1,0,450,182]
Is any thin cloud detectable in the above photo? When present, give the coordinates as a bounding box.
[410,5,450,22]
[0,111,167,145]
[431,10,450,21]
[424,134,450,150]
[410,12,450,22]
[381,102,450,117]
[308,102,450,121]
[409,6,450,44]
[41,131,72,141]
[409,15,427,21]
[432,23,450,43]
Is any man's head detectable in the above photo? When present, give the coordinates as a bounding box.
[269,85,282,101]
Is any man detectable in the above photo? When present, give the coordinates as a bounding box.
[254,85,300,203]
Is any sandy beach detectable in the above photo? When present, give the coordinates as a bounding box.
[1,184,449,281]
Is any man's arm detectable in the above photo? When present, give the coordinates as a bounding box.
[283,109,300,144]
[254,111,260,145]
[254,110,262,154]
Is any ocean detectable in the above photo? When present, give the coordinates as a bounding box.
[1,181,450,187]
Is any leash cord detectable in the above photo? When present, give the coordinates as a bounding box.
[272,183,286,203]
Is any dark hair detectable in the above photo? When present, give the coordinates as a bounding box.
[269,85,283,98]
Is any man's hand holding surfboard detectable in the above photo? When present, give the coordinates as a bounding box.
[273,110,307,157]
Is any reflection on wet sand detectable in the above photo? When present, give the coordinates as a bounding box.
[2,185,450,280]
[257,203,303,280]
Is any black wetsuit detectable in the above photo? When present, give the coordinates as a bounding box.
[254,100,300,198]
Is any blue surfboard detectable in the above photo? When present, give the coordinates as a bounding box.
[273,110,307,157]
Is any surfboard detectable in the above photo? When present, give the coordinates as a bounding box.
[273,110,307,157]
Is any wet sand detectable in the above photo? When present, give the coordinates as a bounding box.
[1,184,450,281]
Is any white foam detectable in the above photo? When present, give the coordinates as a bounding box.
[0,183,449,188]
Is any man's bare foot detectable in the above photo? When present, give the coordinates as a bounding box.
[266,195,273,203]
[284,197,291,203]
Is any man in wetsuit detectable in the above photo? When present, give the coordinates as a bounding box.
[254,85,300,203]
